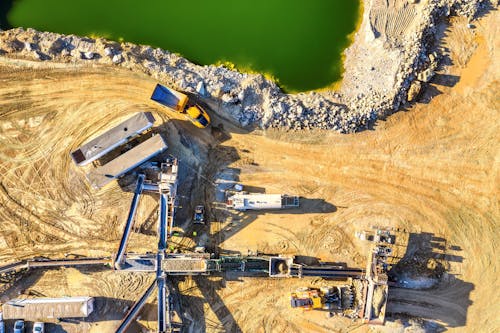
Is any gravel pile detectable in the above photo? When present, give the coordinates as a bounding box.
[0,0,493,133]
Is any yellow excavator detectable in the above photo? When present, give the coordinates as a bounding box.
[290,286,348,311]
[290,288,324,310]
[151,83,211,128]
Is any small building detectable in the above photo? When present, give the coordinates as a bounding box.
[226,193,299,211]
[87,134,168,189]
[2,296,94,320]
[70,112,155,166]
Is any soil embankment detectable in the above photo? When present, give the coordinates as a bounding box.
[0,0,495,132]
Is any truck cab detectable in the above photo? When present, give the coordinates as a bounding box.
[185,105,210,128]
[290,288,323,310]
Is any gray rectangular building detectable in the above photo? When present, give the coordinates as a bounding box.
[2,297,94,320]
[70,112,156,166]
[87,134,168,189]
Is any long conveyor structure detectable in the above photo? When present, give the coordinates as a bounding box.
[159,193,169,250]
[0,253,381,333]
[0,257,112,276]
[115,159,179,333]
[114,279,158,333]
[290,266,364,278]
[114,173,146,269]
[1,149,390,333]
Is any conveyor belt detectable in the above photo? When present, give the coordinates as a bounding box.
[28,258,111,268]
[0,258,111,275]
[218,257,270,272]
[143,183,159,192]
[158,193,168,251]
[114,174,145,268]
[115,279,157,333]
[291,266,364,278]
[157,275,168,333]
[0,261,28,274]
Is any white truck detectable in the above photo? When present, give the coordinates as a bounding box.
[226,193,299,211]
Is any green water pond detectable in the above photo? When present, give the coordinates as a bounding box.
[6,0,361,92]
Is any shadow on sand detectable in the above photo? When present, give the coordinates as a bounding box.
[385,232,473,330]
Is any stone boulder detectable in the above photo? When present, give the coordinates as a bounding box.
[407,80,422,102]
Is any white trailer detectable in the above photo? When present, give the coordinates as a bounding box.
[226,193,299,211]
[2,297,94,320]
[86,134,168,189]
[70,112,155,166]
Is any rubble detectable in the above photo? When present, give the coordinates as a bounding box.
[82,51,95,60]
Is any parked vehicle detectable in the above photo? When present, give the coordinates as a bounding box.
[193,205,205,224]
[32,322,44,333]
[185,104,210,129]
[13,320,25,333]
[227,193,299,211]
[0,311,5,333]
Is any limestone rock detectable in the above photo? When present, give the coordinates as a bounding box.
[24,42,34,51]
[407,80,422,102]
[221,93,238,104]
[104,47,113,56]
[112,54,123,64]
[196,81,208,97]
[6,38,24,52]
[81,51,95,59]
[48,38,67,55]
[417,68,434,83]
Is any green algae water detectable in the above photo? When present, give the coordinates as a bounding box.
[6,0,360,92]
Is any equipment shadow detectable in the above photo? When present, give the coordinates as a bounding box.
[385,231,473,330]
[172,276,243,333]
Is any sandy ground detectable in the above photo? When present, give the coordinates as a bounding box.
[0,8,498,333]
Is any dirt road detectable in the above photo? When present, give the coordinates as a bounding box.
[0,9,498,333]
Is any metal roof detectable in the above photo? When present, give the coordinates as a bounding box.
[229,193,283,210]
[70,112,155,166]
[2,297,94,320]
[87,134,168,189]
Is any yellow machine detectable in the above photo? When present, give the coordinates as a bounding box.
[290,288,323,310]
[151,84,211,128]
[185,104,211,128]
[290,286,343,311]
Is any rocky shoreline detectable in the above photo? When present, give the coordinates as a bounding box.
[0,0,495,132]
